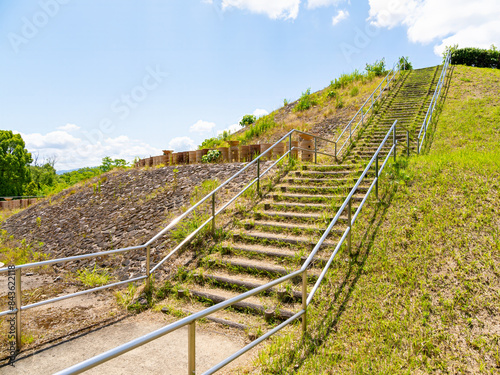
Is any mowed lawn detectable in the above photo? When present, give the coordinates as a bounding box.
[250,65,500,374]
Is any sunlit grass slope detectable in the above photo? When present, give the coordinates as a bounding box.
[250,65,500,374]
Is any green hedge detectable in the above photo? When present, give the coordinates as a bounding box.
[451,47,499,69]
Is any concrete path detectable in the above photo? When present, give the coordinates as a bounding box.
[1,313,253,375]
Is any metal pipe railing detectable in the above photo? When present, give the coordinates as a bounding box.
[55,121,403,375]
[335,64,401,159]
[0,128,337,352]
[417,52,451,153]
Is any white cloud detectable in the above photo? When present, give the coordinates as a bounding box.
[368,0,500,55]
[221,0,300,20]
[307,0,344,9]
[217,123,242,136]
[168,136,197,152]
[189,120,216,134]
[332,9,349,25]
[15,128,162,171]
[253,108,269,118]
[57,123,80,132]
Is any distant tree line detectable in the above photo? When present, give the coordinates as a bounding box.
[0,130,129,197]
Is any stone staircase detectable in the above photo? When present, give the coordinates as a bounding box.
[164,67,442,332]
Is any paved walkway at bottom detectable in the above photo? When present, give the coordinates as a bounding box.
[1,313,252,375]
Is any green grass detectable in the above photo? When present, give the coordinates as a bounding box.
[250,66,500,373]
[77,265,112,287]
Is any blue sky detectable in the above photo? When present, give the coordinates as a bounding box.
[1,0,498,170]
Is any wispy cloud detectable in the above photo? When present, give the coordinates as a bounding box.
[307,0,345,9]
[15,127,161,170]
[189,120,216,134]
[368,0,500,55]
[332,9,349,25]
[168,136,197,152]
[221,0,300,20]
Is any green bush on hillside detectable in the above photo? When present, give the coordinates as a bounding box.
[365,58,387,76]
[294,88,317,112]
[449,46,499,69]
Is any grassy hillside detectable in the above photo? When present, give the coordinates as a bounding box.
[250,65,500,373]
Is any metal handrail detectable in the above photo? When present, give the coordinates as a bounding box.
[335,64,400,159]
[55,121,403,375]
[0,127,337,350]
[417,52,451,153]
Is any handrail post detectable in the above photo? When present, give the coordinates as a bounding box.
[417,137,420,154]
[146,245,151,290]
[288,133,292,164]
[334,141,337,161]
[393,124,397,162]
[211,193,216,235]
[256,158,260,194]
[406,130,410,157]
[349,121,352,142]
[15,268,22,351]
[302,270,307,334]
[375,154,379,201]
[188,321,196,374]
[347,196,352,253]
[314,137,317,164]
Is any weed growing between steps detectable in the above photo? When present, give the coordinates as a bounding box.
[248,66,500,374]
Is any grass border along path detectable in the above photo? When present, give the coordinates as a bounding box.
[247,65,500,374]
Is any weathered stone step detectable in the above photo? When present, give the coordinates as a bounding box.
[244,218,339,236]
[256,210,352,225]
[271,192,349,203]
[191,270,305,301]
[186,288,296,320]
[280,183,371,194]
[233,230,340,249]
[261,200,331,213]
[296,169,362,178]
[220,241,329,267]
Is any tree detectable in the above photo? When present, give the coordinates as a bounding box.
[239,115,256,127]
[100,156,128,172]
[0,131,32,196]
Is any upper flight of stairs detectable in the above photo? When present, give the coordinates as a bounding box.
[163,66,443,332]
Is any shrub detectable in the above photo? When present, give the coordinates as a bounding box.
[294,88,317,112]
[450,46,499,69]
[327,90,337,99]
[201,150,221,163]
[398,56,413,71]
[366,58,386,76]
[240,115,256,127]
[349,86,359,96]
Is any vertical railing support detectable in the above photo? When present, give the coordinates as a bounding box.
[375,154,379,201]
[256,158,260,194]
[15,268,21,351]
[188,321,196,374]
[288,133,292,164]
[393,125,397,162]
[314,137,317,164]
[211,193,216,235]
[406,130,410,157]
[146,245,151,289]
[302,270,307,334]
[334,142,337,161]
[347,197,352,253]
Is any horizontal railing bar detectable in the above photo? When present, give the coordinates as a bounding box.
[202,310,305,375]
[293,130,337,145]
[22,276,147,311]
[150,216,212,274]
[351,177,377,224]
[335,67,397,144]
[379,144,396,174]
[54,269,304,375]
[0,245,147,274]
[306,227,350,305]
